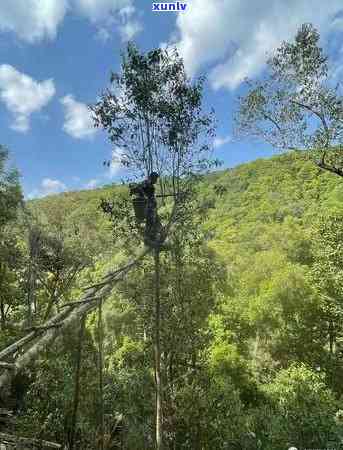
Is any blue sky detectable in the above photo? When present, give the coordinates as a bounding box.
[1,0,343,198]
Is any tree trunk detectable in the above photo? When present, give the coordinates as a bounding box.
[329,319,335,356]
[69,316,85,450]
[98,300,104,450]
[26,257,35,324]
[253,331,260,359]
[154,248,163,450]
[0,297,5,331]
[0,265,7,330]
[27,227,43,320]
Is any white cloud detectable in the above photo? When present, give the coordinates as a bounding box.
[60,94,96,139]
[0,65,55,132]
[213,135,232,148]
[331,14,343,30]
[84,151,123,190]
[73,0,142,41]
[174,0,343,90]
[42,178,67,193]
[117,4,142,41]
[108,162,121,178]
[119,19,142,41]
[28,178,67,199]
[105,147,124,178]
[85,178,99,189]
[85,148,126,190]
[0,0,142,44]
[96,27,111,43]
[0,0,68,43]
[74,0,128,21]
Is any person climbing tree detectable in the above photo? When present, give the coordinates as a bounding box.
[129,172,163,247]
[91,43,216,449]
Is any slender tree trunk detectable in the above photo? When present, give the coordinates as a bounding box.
[43,286,59,322]
[154,248,163,450]
[253,331,260,359]
[98,300,104,450]
[27,244,38,324]
[27,227,42,318]
[0,265,6,330]
[69,316,85,450]
[328,319,336,356]
[0,297,5,330]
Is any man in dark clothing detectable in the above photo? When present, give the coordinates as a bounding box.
[129,172,163,246]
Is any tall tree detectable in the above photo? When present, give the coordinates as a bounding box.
[91,42,217,193]
[0,228,23,331]
[235,23,343,178]
[0,146,22,227]
[310,212,343,362]
[0,147,23,330]
[92,42,217,449]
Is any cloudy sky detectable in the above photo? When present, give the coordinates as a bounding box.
[1,0,343,198]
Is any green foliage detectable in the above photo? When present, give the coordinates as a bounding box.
[16,328,101,449]
[170,372,247,449]
[0,147,24,332]
[5,26,343,450]
[311,211,343,298]
[0,146,22,227]
[6,141,343,448]
[91,42,218,193]
[235,23,343,179]
[259,364,341,450]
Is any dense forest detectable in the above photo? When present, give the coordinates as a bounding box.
[2,22,343,450]
[1,149,343,449]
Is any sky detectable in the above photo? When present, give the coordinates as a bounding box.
[1,0,343,199]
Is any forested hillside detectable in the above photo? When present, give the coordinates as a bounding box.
[2,149,343,449]
[2,23,343,450]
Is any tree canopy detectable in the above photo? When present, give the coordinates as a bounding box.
[235,23,343,178]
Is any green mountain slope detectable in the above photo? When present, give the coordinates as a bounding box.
[19,150,343,449]
[30,150,342,244]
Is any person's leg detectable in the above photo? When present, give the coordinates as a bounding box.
[144,212,171,250]
[144,203,155,245]
[144,204,164,245]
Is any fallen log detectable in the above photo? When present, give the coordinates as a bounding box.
[0,363,14,371]
[0,432,61,448]
[0,201,178,396]
[0,307,73,361]
[0,245,151,393]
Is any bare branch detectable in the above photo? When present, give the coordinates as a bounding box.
[262,111,283,133]
[291,100,330,147]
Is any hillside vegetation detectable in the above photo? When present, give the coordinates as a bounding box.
[2,150,343,448]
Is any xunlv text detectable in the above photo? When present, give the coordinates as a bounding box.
[152,2,187,12]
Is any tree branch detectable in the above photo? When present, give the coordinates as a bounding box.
[316,159,343,177]
[291,100,330,147]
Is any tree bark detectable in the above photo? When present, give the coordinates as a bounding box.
[0,298,5,331]
[69,316,85,450]
[27,227,40,322]
[0,264,7,330]
[27,260,35,322]
[154,248,163,450]
[98,300,104,450]
[0,432,61,448]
